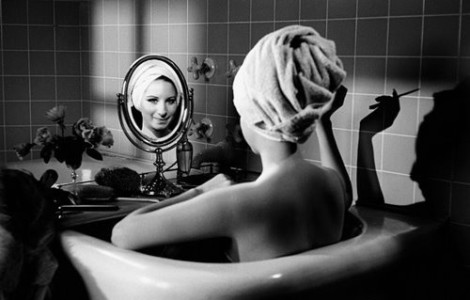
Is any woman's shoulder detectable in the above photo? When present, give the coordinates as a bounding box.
[263,160,346,198]
[270,158,336,181]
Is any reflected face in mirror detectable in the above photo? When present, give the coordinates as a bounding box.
[139,77,179,138]
[122,55,192,148]
[132,74,182,139]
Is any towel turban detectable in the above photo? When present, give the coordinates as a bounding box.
[129,58,183,111]
[233,25,346,143]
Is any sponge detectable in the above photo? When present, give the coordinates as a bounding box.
[95,167,141,196]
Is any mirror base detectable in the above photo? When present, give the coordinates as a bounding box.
[142,172,184,198]
[141,147,184,198]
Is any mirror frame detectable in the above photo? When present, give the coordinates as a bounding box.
[118,55,193,153]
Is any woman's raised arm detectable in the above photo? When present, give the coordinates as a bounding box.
[315,86,353,208]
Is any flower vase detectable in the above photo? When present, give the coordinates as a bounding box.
[65,150,83,205]
[68,167,80,205]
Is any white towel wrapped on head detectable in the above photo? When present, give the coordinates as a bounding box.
[233,25,346,143]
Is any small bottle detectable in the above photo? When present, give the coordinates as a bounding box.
[177,135,193,180]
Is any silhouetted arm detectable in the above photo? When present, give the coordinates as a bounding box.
[356,90,400,205]
[357,131,384,204]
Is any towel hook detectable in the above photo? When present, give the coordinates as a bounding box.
[225,59,240,78]
[187,57,216,80]
[188,118,213,142]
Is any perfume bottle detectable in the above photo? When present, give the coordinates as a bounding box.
[177,135,193,179]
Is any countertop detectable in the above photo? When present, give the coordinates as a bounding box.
[5,153,158,184]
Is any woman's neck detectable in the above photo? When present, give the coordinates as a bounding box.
[258,142,300,179]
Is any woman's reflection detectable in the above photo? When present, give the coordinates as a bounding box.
[130,60,183,139]
[133,76,180,138]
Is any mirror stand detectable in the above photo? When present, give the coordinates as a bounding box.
[119,55,194,199]
[142,147,184,197]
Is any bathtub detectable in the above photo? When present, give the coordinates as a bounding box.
[5,157,448,299]
[60,205,445,300]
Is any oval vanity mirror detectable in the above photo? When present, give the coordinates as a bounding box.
[118,55,193,197]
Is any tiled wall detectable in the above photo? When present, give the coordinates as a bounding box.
[1,1,469,219]
[0,0,84,163]
[83,0,469,211]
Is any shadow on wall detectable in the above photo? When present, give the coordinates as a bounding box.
[354,88,428,216]
[355,78,470,298]
[356,78,470,222]
[411,78,470,220]
[410,78,470,273]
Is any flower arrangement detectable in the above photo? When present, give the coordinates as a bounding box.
[14,105,114,170]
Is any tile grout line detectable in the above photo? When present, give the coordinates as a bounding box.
[447,0,465,216]
[0,1,5,163]
[79,1,85,120]
[53,0,59,137]
[4,13,469,28]
[206,0,211,127]
[26,0,33,149]
[348,0,358,179]
[100,0,105,127]
[412,0,427,203]
[379,0,392,180]
[117,0,126,156]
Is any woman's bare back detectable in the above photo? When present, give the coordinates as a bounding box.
[226,158,346,261]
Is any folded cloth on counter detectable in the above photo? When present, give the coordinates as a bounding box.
[0,169,58,300]
[233,25,346,143]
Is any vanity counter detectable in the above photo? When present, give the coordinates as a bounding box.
[5,154,171,230]
[58,199,157,229]
[5,153,157,184]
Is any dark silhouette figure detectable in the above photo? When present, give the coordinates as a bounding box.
[411,78,470,221]
[355,87,433,217]
[355,79,470,299]
[410,78,470,299]
[355,88,427,215]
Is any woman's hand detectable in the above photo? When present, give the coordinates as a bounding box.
[317,85,348,122]
[197,174,233,194]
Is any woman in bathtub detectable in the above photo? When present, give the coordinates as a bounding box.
[112,25,352,262]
